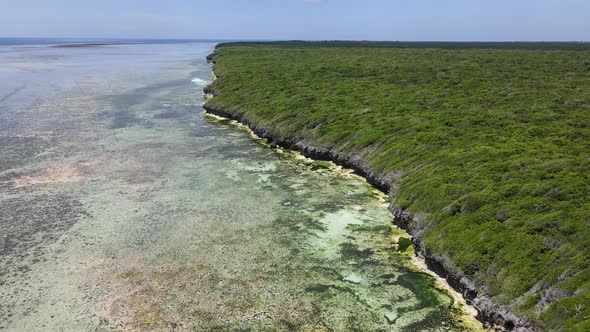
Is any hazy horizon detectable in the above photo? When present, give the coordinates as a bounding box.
[1,37,589,43]
[1,0,589,42]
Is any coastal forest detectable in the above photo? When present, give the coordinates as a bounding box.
[204,42,590,330]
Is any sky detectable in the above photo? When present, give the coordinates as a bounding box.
[1,0,589,41]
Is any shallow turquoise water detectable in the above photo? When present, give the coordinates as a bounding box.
[0,43,472,331]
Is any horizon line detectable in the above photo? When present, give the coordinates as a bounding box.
[1,37,588,43]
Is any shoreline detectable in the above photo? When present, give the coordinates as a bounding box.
[202,110,484,331]
[203,55,534,331]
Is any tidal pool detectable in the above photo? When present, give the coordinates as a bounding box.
[0,42,477,331]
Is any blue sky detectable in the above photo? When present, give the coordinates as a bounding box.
[1,0,589,41]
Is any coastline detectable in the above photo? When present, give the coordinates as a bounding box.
[203,55,534,331]
[202,110,484,331]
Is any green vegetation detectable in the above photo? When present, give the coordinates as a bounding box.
[205,42,590,330]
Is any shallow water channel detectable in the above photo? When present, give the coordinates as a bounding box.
[0,42,475,331]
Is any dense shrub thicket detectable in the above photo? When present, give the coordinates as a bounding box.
[205,42,590,330]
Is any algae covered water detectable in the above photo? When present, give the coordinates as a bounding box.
[0,42,473,331]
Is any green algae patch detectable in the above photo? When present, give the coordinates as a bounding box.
[397,237,413,253]
[310,160,335,170]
